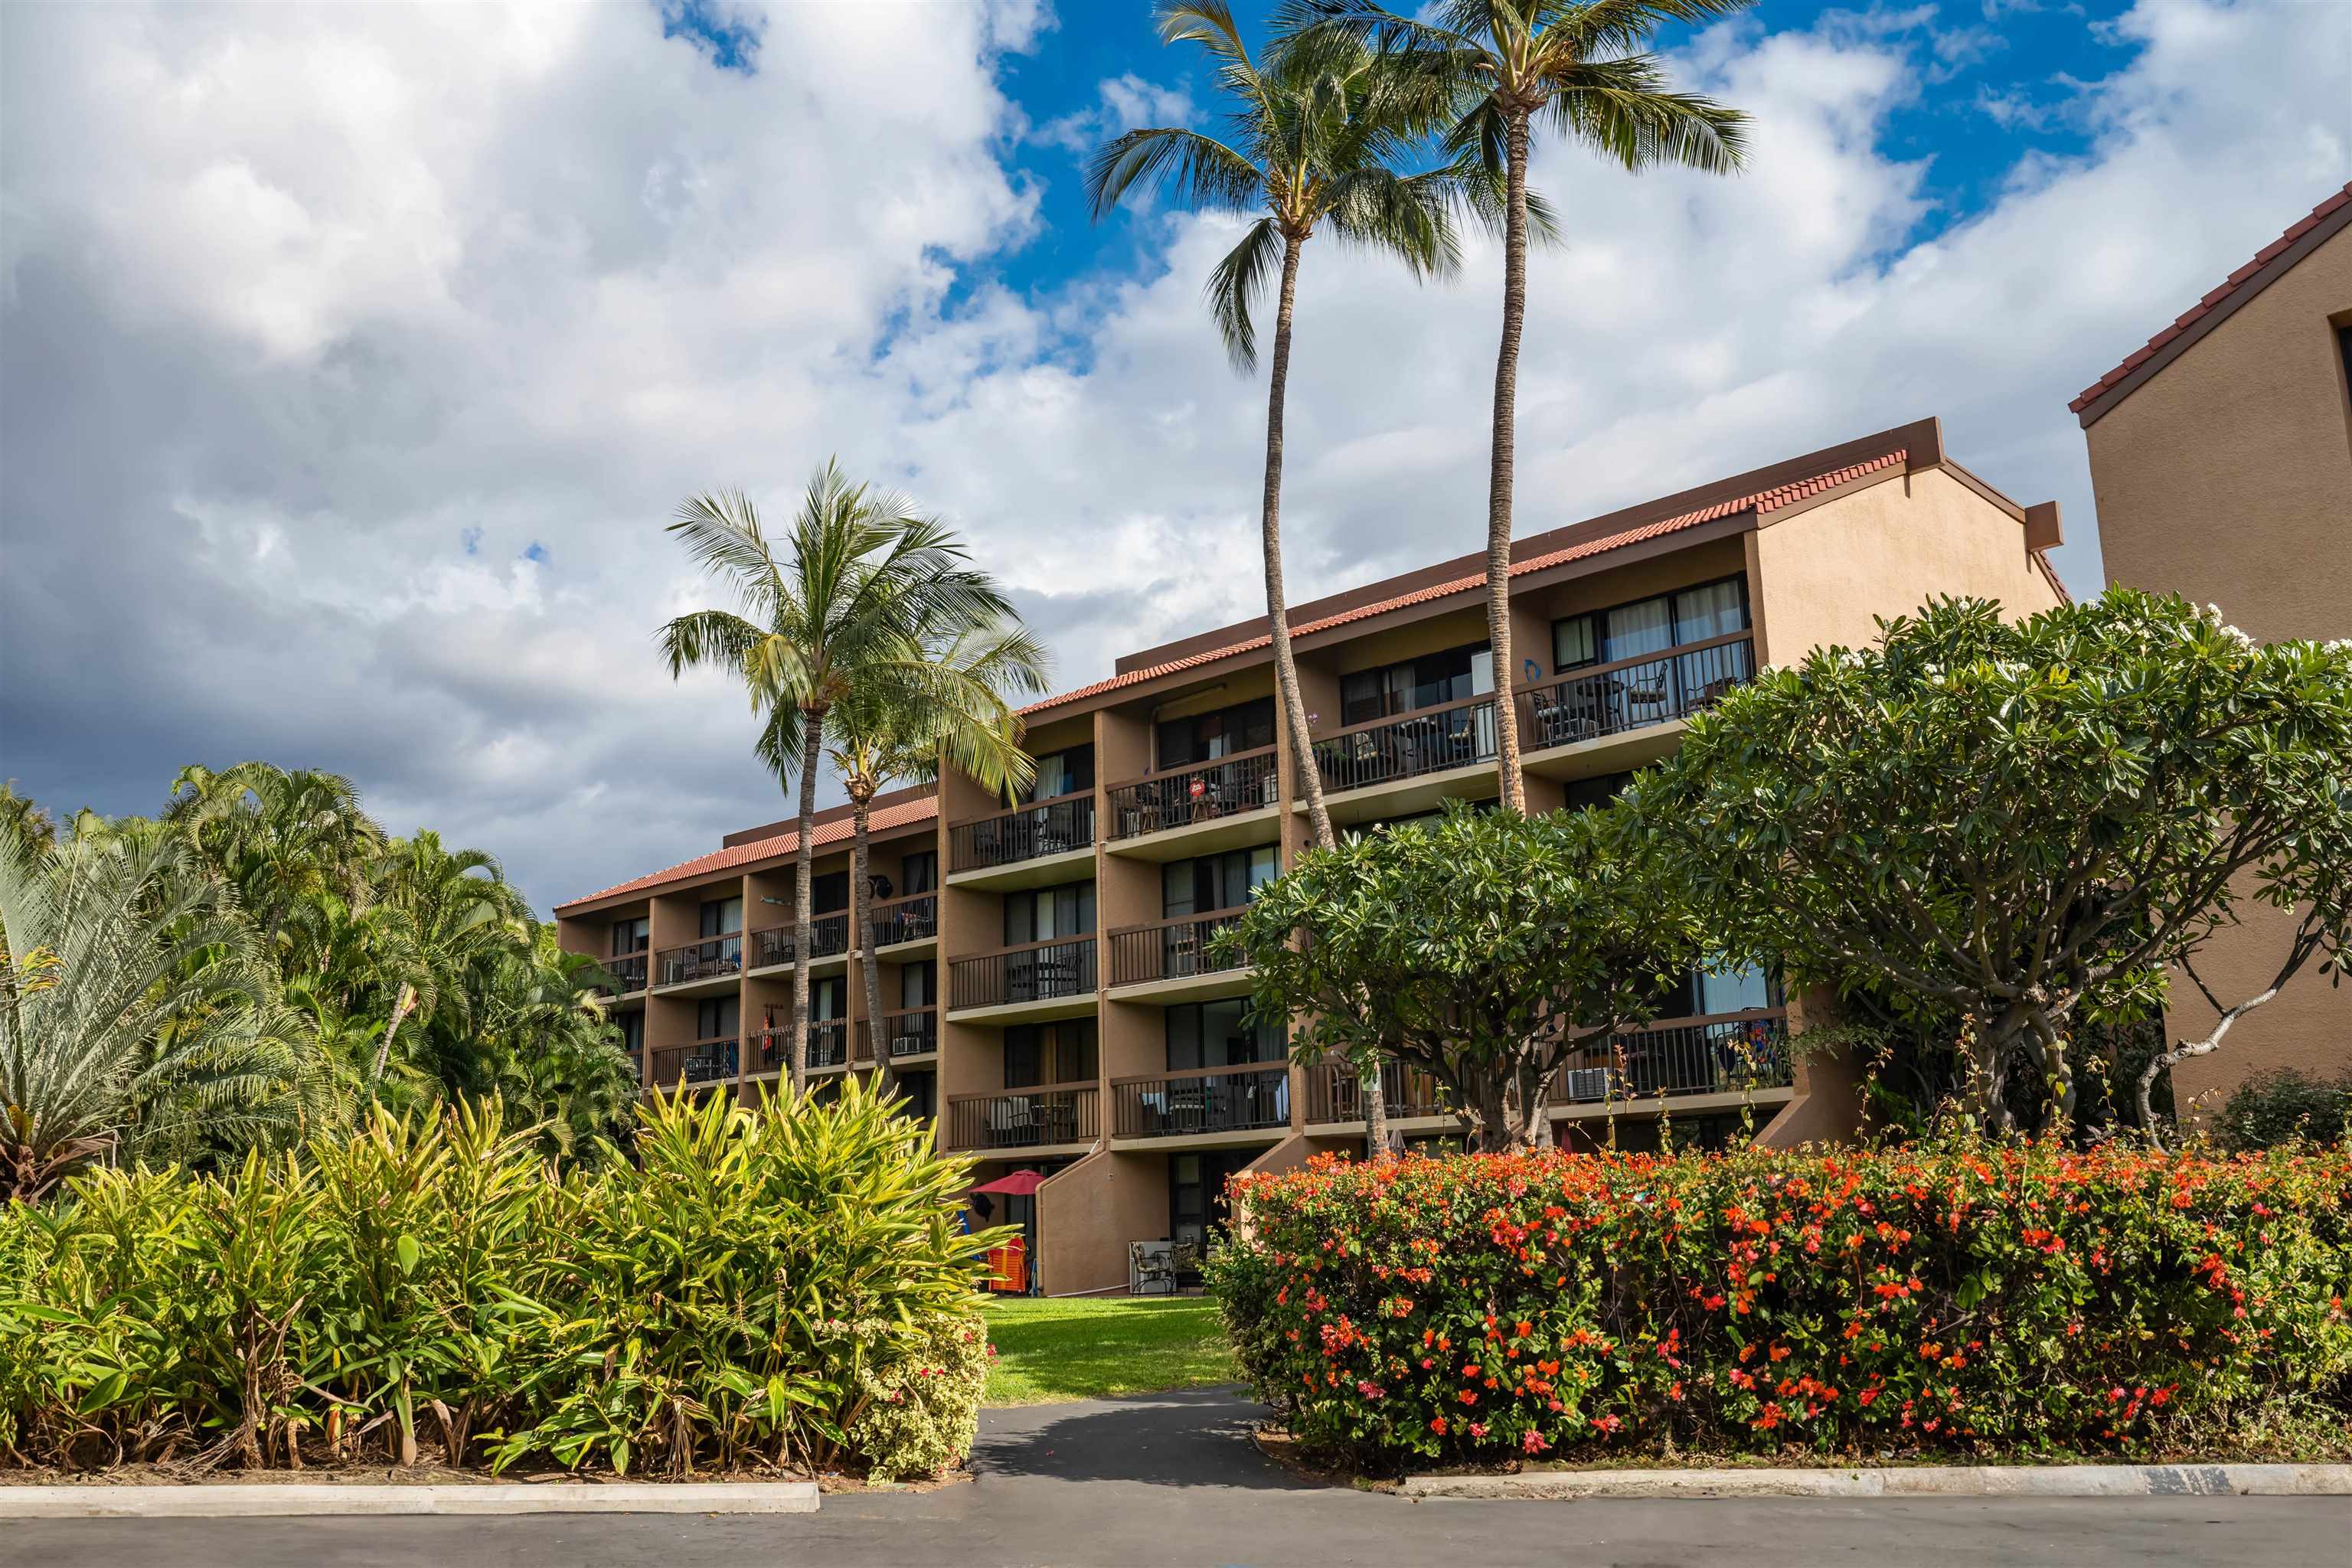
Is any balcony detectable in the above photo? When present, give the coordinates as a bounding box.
[805,1019,851,1071]
[1305,1059,1452,1127]
[946,795,1096,889]
[594,949,648,997]
[947,936,1098,1021]
[1309,693,1501,825]
[750,910,850,971]
[872,1006,939,1060]
[1104,908,1251,1000]
[867,891,938,950]
[1110,1063,1290,1145]
[1105,747,1281,859]
[655,933,742,991]
[648,1037,738,1089]
[1517,632,1756,781]
[945,1083,1099,1153]
[1550,1008,1792,1112]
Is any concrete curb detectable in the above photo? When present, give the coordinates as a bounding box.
[1399,1464,2352,1501]
[0,1481,821,1519]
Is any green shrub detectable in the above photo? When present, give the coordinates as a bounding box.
[0,1083,1004,1478]
[2215,1070,2352,1152]
[848,1312,991,1481]
[1212,1138,2352,1468]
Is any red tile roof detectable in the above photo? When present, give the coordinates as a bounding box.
[1019,448,1910,717]
[556,792,939,911]
[2069,182,2352,418]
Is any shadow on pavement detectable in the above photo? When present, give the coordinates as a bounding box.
[972,1385,1311,1491]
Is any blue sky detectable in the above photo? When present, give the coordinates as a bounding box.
[4,0,2345,910]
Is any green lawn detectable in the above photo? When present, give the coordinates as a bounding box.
[978,1295,1239,1406]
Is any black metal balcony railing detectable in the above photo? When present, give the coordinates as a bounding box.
[867,892,937,948]
[945,1083,1099,1152]
[750,910,849,969]
[1313,692,1500,795]
[1305,1058,1450,1124]
[873,1007,939,1058]
[655,933,741,988]
[948,795,1096,874]
[1106,909,1250,988]
[805,1019,850,1070]
[649,1037,738,1088]
[1517,631,1756,753]
[595,950,648,997]
[1551,1008,1792,1105]
[1112,1063,1290,1139]
[1106,747,1281,840]
[949,936,1098,1011]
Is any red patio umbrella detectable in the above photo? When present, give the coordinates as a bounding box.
[969,1170,1046,1197]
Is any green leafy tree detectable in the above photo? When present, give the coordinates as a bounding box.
[0,820,335,1201]
[658,462,1020,1095]
[365,831,523,1099]
[1282,0,1750,812]
[165,762,386,959]
[1219,802,1697,1148]
[0,781,55,855]
[1619,591,2352,1142]
[821,621,1050,1096]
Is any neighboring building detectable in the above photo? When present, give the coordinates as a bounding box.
[556,416,2066,1295]
[2070,181,2352,1124]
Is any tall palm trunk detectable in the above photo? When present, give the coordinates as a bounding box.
[1483,108,1534,815]
[1262,228,1388,1160]
[370,982,414,1096]
[789,708,822,1097]
[849,788,893,1099]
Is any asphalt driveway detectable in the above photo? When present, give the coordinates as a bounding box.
[8,1387,2346,1567]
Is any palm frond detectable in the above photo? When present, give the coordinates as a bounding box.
[1205,217,1289,372]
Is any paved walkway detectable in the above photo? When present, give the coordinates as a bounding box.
[10,1387,2347,1566]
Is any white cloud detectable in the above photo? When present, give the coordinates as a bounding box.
[3,0,2344,913]
[1034,70,1195,155]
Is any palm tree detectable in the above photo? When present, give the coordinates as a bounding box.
[484,927,640,1162]
[366,831,521,1097]
[822,621,1051,1096]
[1282,0,1751,810]
[0,819,330,1201]
[660,462,1019,1096]
[166,763,385,957]
[1091,4,1501,1155]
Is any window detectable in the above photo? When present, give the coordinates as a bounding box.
[1338,640,1493,724]
[1023,745,1095,803]
[811,975,846,1021]
[1551,576,1749,673]
[1650,964,1778,1018]
[811,871,849,913]
[898,1070,936,1120]
[696,995,739,1040]
[900,849,937,896]
[614,1010,644,1054]
[698,895,743,939]
[1157,697,1276,769]
[1005,1021,1097,1087]
[1004,880,1095,946]
[1170,1150,1255,1246]
[1563,771,1633,812]
[900,960,936,1009]
[1162,846,1278,919]
[1165,998,1282,1069]
[609,916,648,956]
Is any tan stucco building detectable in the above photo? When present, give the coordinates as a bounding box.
[557,416,2066,1295]
[2072,181,2352,1121]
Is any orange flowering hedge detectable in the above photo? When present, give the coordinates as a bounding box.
[1211,1140,2352,1465]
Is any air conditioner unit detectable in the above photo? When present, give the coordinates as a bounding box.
[1561,1067,1611,1102]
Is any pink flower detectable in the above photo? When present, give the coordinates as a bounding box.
[1521,1429,1549,1454]
[1356,1380,1384,1400]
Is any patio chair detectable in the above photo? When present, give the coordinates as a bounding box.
[1130,1240,1177,1296]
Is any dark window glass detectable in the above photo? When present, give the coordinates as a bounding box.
[1553,613,1598,671]
[610,916,648,956]
[1165,998,1282,1069]
[1563,772,1633,812]
[811,975,845,1021]
[900,960,936,1008]
[811,871,849,913]
[615,1010,644,1053]
[1024,745,1095,802]
[1338,641,1492,724]
[1006,1021,1097,1087]
[900,850,937,895]
[899,1070,936,1120]
[1157,697,1276,768]
[699,895,742,938]
[1004,880,1095,946]
[1161,846,1279,918]
[696,995,740,1040]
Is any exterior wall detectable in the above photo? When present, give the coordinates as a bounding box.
[1036,1148,1171,1297]
[2083,225,2352,1109]
[2085,226,2350,645]
[1749,467,2063,665]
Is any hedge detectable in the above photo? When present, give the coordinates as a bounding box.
[1212,1139,2352,1465]
[0,1083,1002,1478]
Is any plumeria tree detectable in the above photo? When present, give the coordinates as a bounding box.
[1218,802,1698,1149]
[1619,590,2352,1142]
